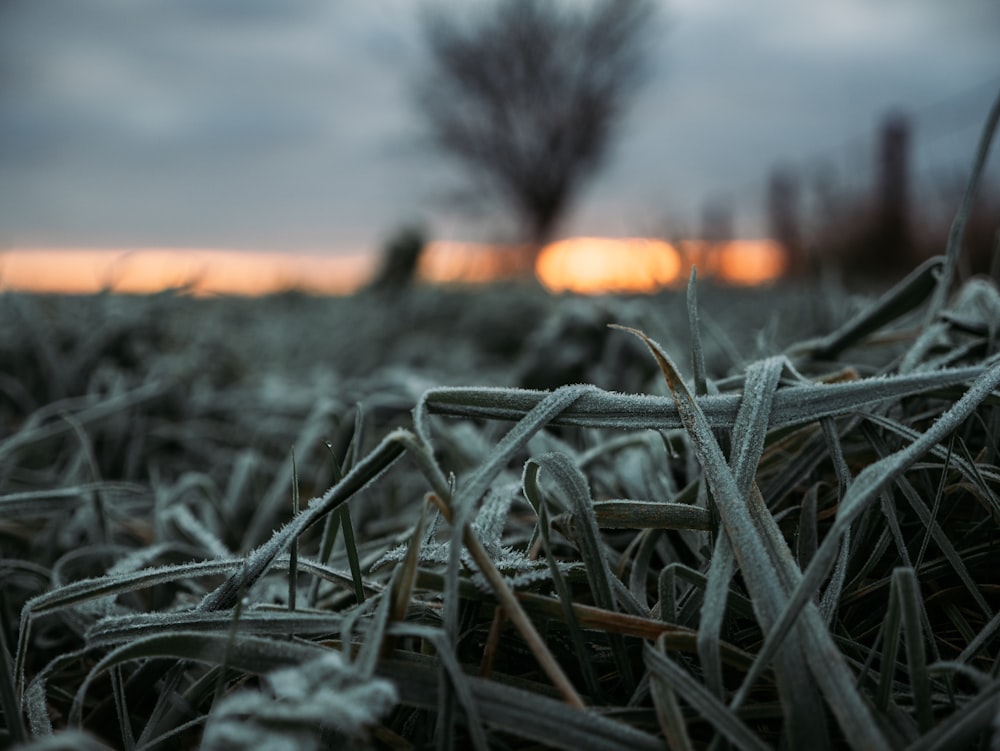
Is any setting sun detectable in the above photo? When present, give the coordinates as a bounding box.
[536,237,682,294]
[536,237,787,293]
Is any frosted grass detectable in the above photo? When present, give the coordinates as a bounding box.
[3,90,999,750]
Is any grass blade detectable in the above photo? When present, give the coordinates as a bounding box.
[424,384,592,696]
[687,267,708,396]
[618,326,887,750]
[68,632,326,725]
[875,572,903,713]
[926,87,1000,322]
[894,568,933,732]
[590,499,712,530]
[428,492,587,710]
[649,666,694,751]
[530,452,635,690]
[645,639,770,751]
[88,610,348,646]
[389,623,489,751]
[378,653,664,751]
[522,460,605,702]
[337,504,365,604]
[0,586,26,744]
[288,446,299,612]
[903,678,1000,751]
[802,256,944,360]
[733,358,1000,724]
[199,427,409,612]
[423,364,989,431]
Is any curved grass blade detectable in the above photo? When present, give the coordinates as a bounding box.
[337,504,365,605]
[21,558,243,618]
[0,589,26,744]
[862,424,992,619]
[378,653,664,751]
[242,400,336,548]
[0,483,146,518]
[645,639,770,751]
[628,528,663,609]
[590,500,712,530]
[695,362,788,706]
[687,267,708,396]
[523,460,603,702]
[199,427,410,612]
[354,586,393,680]
[874,571,903,714]
[619,326,887,750]
[87,610,347,647]
[61,413,109,546]
[894,568,933,732]
[530,452,635,692]
[733,358,1000,723]
[698,530,736,701]
[422,365,989,432]
[16,558,245,698]
[727,357,830,745]
[649,666,693,751]
[389,623,489,751]
[68,632,327,726]
[513,591,754,667]
[802,255,944,361]
[424,384,593,705]
[388,500,430,625]
[288,447,299,612]
[428,493,586,710]
[110,665,134,751]
[817,418,853,624]
[11,730,110,751]
[797,484,820,567]
[438,385,596,532]
[902,676,1000,751]
[24,647,90,736]
[0,380,170,464]
[957,608,1000,665]
[926,88,1000,323]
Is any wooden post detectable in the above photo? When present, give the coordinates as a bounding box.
[768,166,804,278]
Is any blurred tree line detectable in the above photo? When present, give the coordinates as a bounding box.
[767,110,1000,286]
[408,0,655,279]
[371,0,996,292]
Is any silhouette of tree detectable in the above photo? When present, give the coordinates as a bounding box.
[415,0,655,272]
[367,224,426,294]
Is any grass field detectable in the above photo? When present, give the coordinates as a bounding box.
[2,107,999,750]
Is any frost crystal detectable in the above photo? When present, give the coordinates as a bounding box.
[202,652,398,751]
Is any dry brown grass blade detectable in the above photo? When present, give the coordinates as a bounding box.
[428,493,586,709]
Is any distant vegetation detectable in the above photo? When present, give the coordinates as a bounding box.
[414,0,655,270]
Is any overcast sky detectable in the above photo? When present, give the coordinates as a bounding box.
[1,0,997,255]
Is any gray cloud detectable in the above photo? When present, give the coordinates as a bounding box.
[0,0,996,251]
[579,0,999,236]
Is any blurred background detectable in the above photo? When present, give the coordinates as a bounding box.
[1,0,998,295]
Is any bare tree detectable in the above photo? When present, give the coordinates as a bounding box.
[415,0,655,271]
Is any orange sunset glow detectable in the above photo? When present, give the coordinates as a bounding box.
[537,237,681,294]
[0,248,375,296]
[679,239,788,286]
[1,238,787,296]
[536,237,787,293]
[418,241,526,284]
